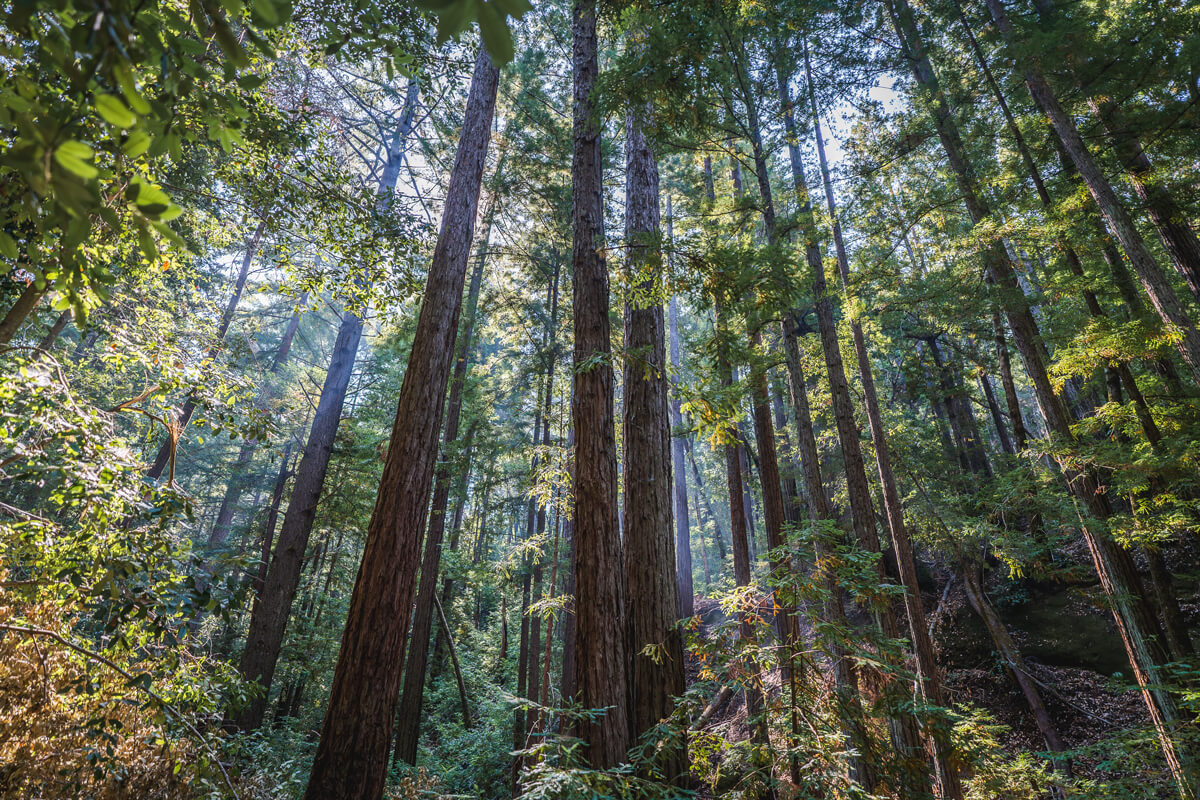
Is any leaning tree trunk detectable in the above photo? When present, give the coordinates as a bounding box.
[801,36,964,798]
[392,223,490,767]
[232,77,423,731]
[232,305,363,731]
[889,1,1195,791]
[982,0,1200,385]
[622,104,685,783]
[960,562,1072,778]
[301,50,499,800]
[569,0,630,770]
[0,281,46,346]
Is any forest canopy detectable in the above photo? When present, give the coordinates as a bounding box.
[2,0,1200,798]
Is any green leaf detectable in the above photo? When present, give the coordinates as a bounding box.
[95,94,137,127]
[112,64,151,115]
[238,74,266,90]
[54,141,99,178]
[137,223,159,262]
[251,0,280,26]
[477,2,514,65]
[435,0,475,43]
[0,232,17,259]
[122,130,151,159]
[490,0,532,18]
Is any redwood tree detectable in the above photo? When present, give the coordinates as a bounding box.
[302,49,499,800]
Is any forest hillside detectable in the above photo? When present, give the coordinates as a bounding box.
[2,0,1200,797]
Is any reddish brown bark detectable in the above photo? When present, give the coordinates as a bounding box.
[570,0,629,768]
[622,105,685,780]
[301,50,499,800]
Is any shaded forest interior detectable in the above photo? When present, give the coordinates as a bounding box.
[4,0,1200,797]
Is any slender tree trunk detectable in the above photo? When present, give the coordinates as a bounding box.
[147,218,267,481]
[0,281,46,346]
[979,373,1016,455]
[301,50,499,800]
[667,201,695,618]
[251,442,295,602]
[992,311,1028,450]
[890,2,1195,790]
[768,36,928,790]
[960,562,1072,778]
[983,0,1200,384]
[802,38,963,798]
[622,105,685,781]
[32,310,70,357]
[210,301,305,548]
[570,0,629,768]
[780,319,875,792]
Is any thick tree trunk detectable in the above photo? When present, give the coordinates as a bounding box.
[622,106,685,781]
[301,50,499,800]
[393,229,490,766]
[570,0,629,768]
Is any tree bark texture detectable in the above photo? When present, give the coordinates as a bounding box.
[302,49,498,800]
[570,0,630,768]
[234,305,363,731]
[393,228,489,766]
[622,105,685,779]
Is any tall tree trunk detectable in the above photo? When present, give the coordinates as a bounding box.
[890,1,1195,790]
[802,37,964,798]
[1090,103,1200,303]
[233,305,363,731]
[622,105,685,781]
[393,220,491,766]
[767,34,928,791]
[780,319,876,792]
[232,74,423,728]
[301,50,499,800]
[570,0,629,768]
[983,0,1200,384]
[979,373,1016,455]
[667,199,695,618]
[250,442,295,602]
[992,311,1028,450]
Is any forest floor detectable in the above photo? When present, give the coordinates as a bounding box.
[684,538,1197,792]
